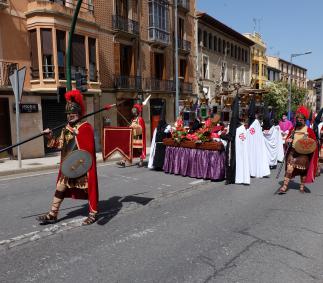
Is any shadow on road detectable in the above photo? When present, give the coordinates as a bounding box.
[58,194,154,225]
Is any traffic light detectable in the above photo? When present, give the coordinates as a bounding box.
[75,71,87,93]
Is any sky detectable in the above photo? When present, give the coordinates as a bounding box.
[197,0,323,79]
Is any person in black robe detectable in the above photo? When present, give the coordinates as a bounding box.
[152,102,171,170]
[220,92,240,185]
[313,108,323,176]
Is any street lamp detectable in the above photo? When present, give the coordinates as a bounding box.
[287,51,312,120]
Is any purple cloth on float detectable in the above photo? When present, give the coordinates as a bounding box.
[163,147,225,180]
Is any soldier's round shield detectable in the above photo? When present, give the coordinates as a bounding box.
[61,150,93,178]
[294,137,316,155]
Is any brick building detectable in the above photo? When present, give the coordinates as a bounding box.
[0,0,100,158]
[95,0,196,142]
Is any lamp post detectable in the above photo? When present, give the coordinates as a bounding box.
[287,51,312,120]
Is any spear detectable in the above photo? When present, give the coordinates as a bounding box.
[0,104,115,154]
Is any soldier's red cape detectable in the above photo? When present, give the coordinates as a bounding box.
[286,127,319,183]
[57,121,99,213]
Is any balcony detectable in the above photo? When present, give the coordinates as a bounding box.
[114,75,142,90]
[148,28,170,47]
[0,61,18,88]
[178,38,191,53]
[26,0,95,23]
[178,0,190,13]
[180,81,192,93]
[112,15,139,37]
[0,0,8,9]
[143,78,174,92]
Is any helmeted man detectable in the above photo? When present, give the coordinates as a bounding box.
[38,90,99,225]
[117,103,146,167]
[279,106,319,194]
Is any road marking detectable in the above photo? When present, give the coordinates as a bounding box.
[189,180,205,185]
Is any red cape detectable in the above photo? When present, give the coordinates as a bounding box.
[286,127,319,183]
[57,122,99,213]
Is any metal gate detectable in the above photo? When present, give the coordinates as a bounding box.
[41,98,66,154]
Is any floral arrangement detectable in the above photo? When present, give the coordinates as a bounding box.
[171,117,223,144]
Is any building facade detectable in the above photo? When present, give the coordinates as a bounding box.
[314,77,323,112]
[95,0,196,142]
[196,12,253,120]
[305,80,316,113]
[244,32,267,89]
[0,0,100,158]
[267,56,307,89]
[267,66,280,83]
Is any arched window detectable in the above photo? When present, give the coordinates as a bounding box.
[198,28,202,45]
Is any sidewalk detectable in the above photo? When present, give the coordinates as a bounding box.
[0,148,150,177]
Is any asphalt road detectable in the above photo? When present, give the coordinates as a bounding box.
[0,161,323,283]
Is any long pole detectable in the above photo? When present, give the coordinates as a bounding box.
[0,105,115,155]
[174,0,179,117]
[14,70,22,168]
[288,55,293,120]
[66,0,83,91]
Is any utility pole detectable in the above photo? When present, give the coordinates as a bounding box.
[66,0,83,91]
[174,0,179,117]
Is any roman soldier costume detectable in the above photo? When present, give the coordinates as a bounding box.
[37,90,99,225]
[279,106,319,194]
[117,103,146,167]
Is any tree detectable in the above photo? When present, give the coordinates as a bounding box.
[263,81,306,118]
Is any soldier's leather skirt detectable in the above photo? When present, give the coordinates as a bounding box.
[286,148,310,177]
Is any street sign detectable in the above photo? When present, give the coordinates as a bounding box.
[9,67,26,102]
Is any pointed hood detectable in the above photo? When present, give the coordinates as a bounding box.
[248,96,256,126]
[228,92,240,137]
[262,102,271,130]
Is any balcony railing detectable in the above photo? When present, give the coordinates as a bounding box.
[114,75,142,90]
[0,61,18,87]
[148,28,170,45]
[178,38,191,53]
[180,81,192,93]
[28,0,94,13]
[143,78,174,92]
[0,0,9,9]
[112,15,139,36]
[178,0,190,11]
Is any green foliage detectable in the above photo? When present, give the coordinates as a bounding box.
[263,81,306,118]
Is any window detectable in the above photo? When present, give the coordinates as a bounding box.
[203,31,208,47]
[149,0,169,44]
[56,30,66,79]
[41,29,54,79]
[154,52,164,79]
[202,55,209,79]
[208,33,212,50]
[116,0,128,18]
[241,48,245,62]
[29,29,39,79]
[178,17,184,40]
[232,65,237,83]
[71,34,86,78]
[198,28,202,45]
[231,43,234,57]
[89,37,97,81]
[213,36,217,52]
[120,45,132,76]
[240,67,245,85]
[222,40,226,54]
[234,45,237,59]
[221,61,227,82]
[237,47,241,60]
[179,59,186,80]
[226,42,230,56]
[218,38,222,53]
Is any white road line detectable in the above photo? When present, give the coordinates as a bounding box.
[189,180,205,185]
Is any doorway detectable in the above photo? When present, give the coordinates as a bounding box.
[0,98,12,157]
